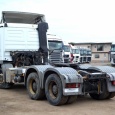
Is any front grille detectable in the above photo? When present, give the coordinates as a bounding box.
[88,57,91,62]
[83,57,86,61]
[80,57,82,63]
[113,59,115,63]
[49,51,63,63]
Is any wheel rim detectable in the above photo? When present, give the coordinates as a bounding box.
[29,78,37,95]
[49,81,58,99]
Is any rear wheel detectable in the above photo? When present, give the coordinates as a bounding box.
[45,74,68,106]
[106,92,115,99]
[66,96,77,104]
[27,72,45,100]
[89,80,110,100]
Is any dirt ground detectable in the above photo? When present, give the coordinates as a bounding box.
[0,63,115,115]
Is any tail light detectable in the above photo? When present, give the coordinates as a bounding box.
[111,81,115,85]
[65,83,80,88]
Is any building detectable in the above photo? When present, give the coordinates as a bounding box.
[69,42,112,62]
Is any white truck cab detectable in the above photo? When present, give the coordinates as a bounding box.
[47,34,64,63]
[63,43,73,63]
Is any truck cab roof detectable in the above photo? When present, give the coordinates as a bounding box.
[1,11,45,24]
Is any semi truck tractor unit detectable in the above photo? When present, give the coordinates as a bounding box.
[63,44,73,63]
[72,46,92,63]
[0,11,115,106]
[86,48,92,63]
[48,35,64,64]
[110,44,115,66]
[71,46,85,63]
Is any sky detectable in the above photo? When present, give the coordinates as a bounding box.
[0,0,115,43]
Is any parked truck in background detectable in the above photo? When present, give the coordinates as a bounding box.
[0,11,115,106]
[63,43,73,63]
[71,46,85,63]
[86,48,92,63]
[110,44,115,66]
[47,34,64,64]
[71,46,92,63]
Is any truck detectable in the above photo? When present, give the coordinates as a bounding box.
[86,48,92,63]
[71,46,92,63]
[63,43,73,63]
[0,11,83,106]
[0,11,115,106]
[47,34,64,64]
[110,44,115,66]
[71,46,85,63]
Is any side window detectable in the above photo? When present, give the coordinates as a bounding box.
[97,45,104,51]
[95,54,99,58]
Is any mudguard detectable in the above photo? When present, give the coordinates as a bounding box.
[25,65,83,96]
[25,65,54,87]
[44,67,83,95]
[88,66,115,92]
[79,64,92,69]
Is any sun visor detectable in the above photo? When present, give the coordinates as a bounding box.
[2,11,45,24]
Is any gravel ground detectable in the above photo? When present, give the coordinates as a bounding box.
[0,63,115,115]
[0,85,115,115]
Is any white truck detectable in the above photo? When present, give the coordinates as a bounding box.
[86,48,92,63]
[71,46,84,63]
[47,34,64,64]
[0,11,83,106]
[63,43,73,63]
[110,44,115,66]
[71,46,91,63]
[0,11,115,106]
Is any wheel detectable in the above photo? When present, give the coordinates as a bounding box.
[106,92,115,99]
[89,80,110,100]
[0,82,14,89]
[27,72,45,100]
[45,74,68,106]
[66,96,77,104]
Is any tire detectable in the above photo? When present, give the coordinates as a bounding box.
[45,74,68,106]
[66,96,77,104]
[27,72,45,100]
[0,82,14,89]
[106,92,115,99]
[89,80,110,100]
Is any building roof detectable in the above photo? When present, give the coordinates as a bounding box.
[69,42,112,45]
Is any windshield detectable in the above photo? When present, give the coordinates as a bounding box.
[83,50,87,55]
[48,41,63,50]
[80,49,84,55]
[111,45,115,52]
[63,45,70,52]
[87,50,91,55]
[72,49,80,54]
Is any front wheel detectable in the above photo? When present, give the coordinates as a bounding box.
[45,74,68,106]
